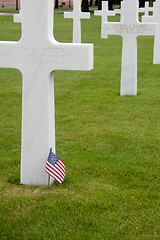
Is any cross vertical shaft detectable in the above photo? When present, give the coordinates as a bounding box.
[121,35,137,95]
[20,0,55,185]
[21,69,55,185]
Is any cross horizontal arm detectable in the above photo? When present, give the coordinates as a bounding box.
[103,22,124,36]
[48,42,93,71]
[103,22,156,37]
[138,8,145,13]
[94,9,115,17]
[0,41,21,69]
[142,16,156,23]
[0,40,93,72]
[64,11,90,19]
[114,9,121,14]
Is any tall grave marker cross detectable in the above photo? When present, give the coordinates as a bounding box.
[64,0,90,43]
[142,0,160,64]
[0,0,93,185]
[102,0,156,95]
[94,1,115,39]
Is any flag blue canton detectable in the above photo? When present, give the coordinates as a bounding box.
[47,151,59,166]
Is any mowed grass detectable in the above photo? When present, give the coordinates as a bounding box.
[0,13,160,239]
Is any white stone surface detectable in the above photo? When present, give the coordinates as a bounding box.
[0,0,93,185]
[94,1,115,39]
[103,0,156,96]
[142,0,160,64]
[64,0,90,43]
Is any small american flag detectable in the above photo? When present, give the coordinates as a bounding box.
[45,149,65,185]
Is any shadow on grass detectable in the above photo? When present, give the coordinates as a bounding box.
[8,175,20,185]
[7,175,72,187]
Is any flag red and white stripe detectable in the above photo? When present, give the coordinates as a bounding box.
[45,149,65,184]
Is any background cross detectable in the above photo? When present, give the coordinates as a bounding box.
[94,1,115,39]
[64,0,90,43]
[142,0,160,64]
[102,0,156,96]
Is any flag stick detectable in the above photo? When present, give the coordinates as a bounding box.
[48,174,50,187]
[48,148,52,187]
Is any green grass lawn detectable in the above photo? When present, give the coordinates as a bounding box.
[0,8,18,13]
[0,8,72,13]
[0,13,160,239]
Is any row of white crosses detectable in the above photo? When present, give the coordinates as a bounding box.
[94,0,157,96]
[140,0,160,64]
[0,0,93,185]
[13,0,160,96]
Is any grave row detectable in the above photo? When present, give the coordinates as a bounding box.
[14,0,160,96]
[0,0,159,185]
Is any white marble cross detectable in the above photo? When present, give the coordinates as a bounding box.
[94,1,115,39]
[103,0,156,96]
[142,0,160,64]
[0,0,93,185]
[64,0,90,43]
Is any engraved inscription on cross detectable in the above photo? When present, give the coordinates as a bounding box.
[64,0,90,43]
[103,0,156,95]
[141,0,160,64]
[0,0,93,185]
[94,1,115,39]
